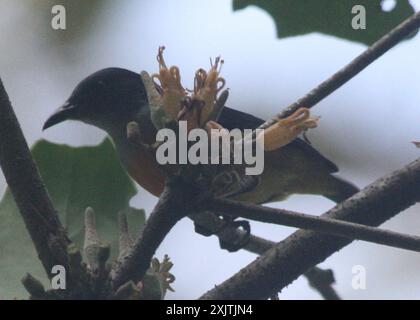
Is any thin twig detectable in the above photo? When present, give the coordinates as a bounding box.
[190,213,341,299]
[198,11,420,300]
[259,11,420,128]
[0,78,71,276]
[206,197,420,253]
[200,157,420,299]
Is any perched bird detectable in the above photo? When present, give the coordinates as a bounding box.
[43,68,358,205]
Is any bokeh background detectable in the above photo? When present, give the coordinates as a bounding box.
[0,0,419,299]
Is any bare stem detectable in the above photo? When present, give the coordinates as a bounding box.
[111,177,198,290]
[207,197,420,253]
[259,11,420,128]
[200,157,420,299]
[0,78,70,276]
[190,213,341,299]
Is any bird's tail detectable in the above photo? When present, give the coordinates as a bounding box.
[324,175,360,204]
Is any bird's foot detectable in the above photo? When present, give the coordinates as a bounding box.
[262,107,320,151]
[218,218,251,252]
[193,214,251,252]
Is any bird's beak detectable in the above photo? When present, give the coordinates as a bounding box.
[43,102,77,130]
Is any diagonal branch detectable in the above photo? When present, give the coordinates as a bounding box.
[246,235,341,300]
[200,157,420,300]
[0,78,71,276]
[191,212,340,299]
[206,197,420,253]
[111,176,198,290]
[259,11,420,128]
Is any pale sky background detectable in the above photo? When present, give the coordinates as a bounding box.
[0,0,419,299]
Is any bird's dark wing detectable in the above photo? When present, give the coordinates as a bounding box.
[218,107,338,173]
[218,107,264,129]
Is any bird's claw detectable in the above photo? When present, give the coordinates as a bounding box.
[193,215,251,252]
[218,219,251,252]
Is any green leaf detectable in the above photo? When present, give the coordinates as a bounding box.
[233,0,416,45]
[0,139,144,299]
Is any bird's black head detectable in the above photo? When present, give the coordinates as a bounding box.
[43,68,148,132]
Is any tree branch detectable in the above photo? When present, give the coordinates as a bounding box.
[0,78,71,276]
[259,11,420,128]
[200,157,420,299]
[206,197,420,253]
[111,177,198,290]
[190,213,340,299]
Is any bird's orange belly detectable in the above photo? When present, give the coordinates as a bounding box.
[124,147,165,197]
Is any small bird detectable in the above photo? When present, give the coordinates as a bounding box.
[43,68,358,205]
